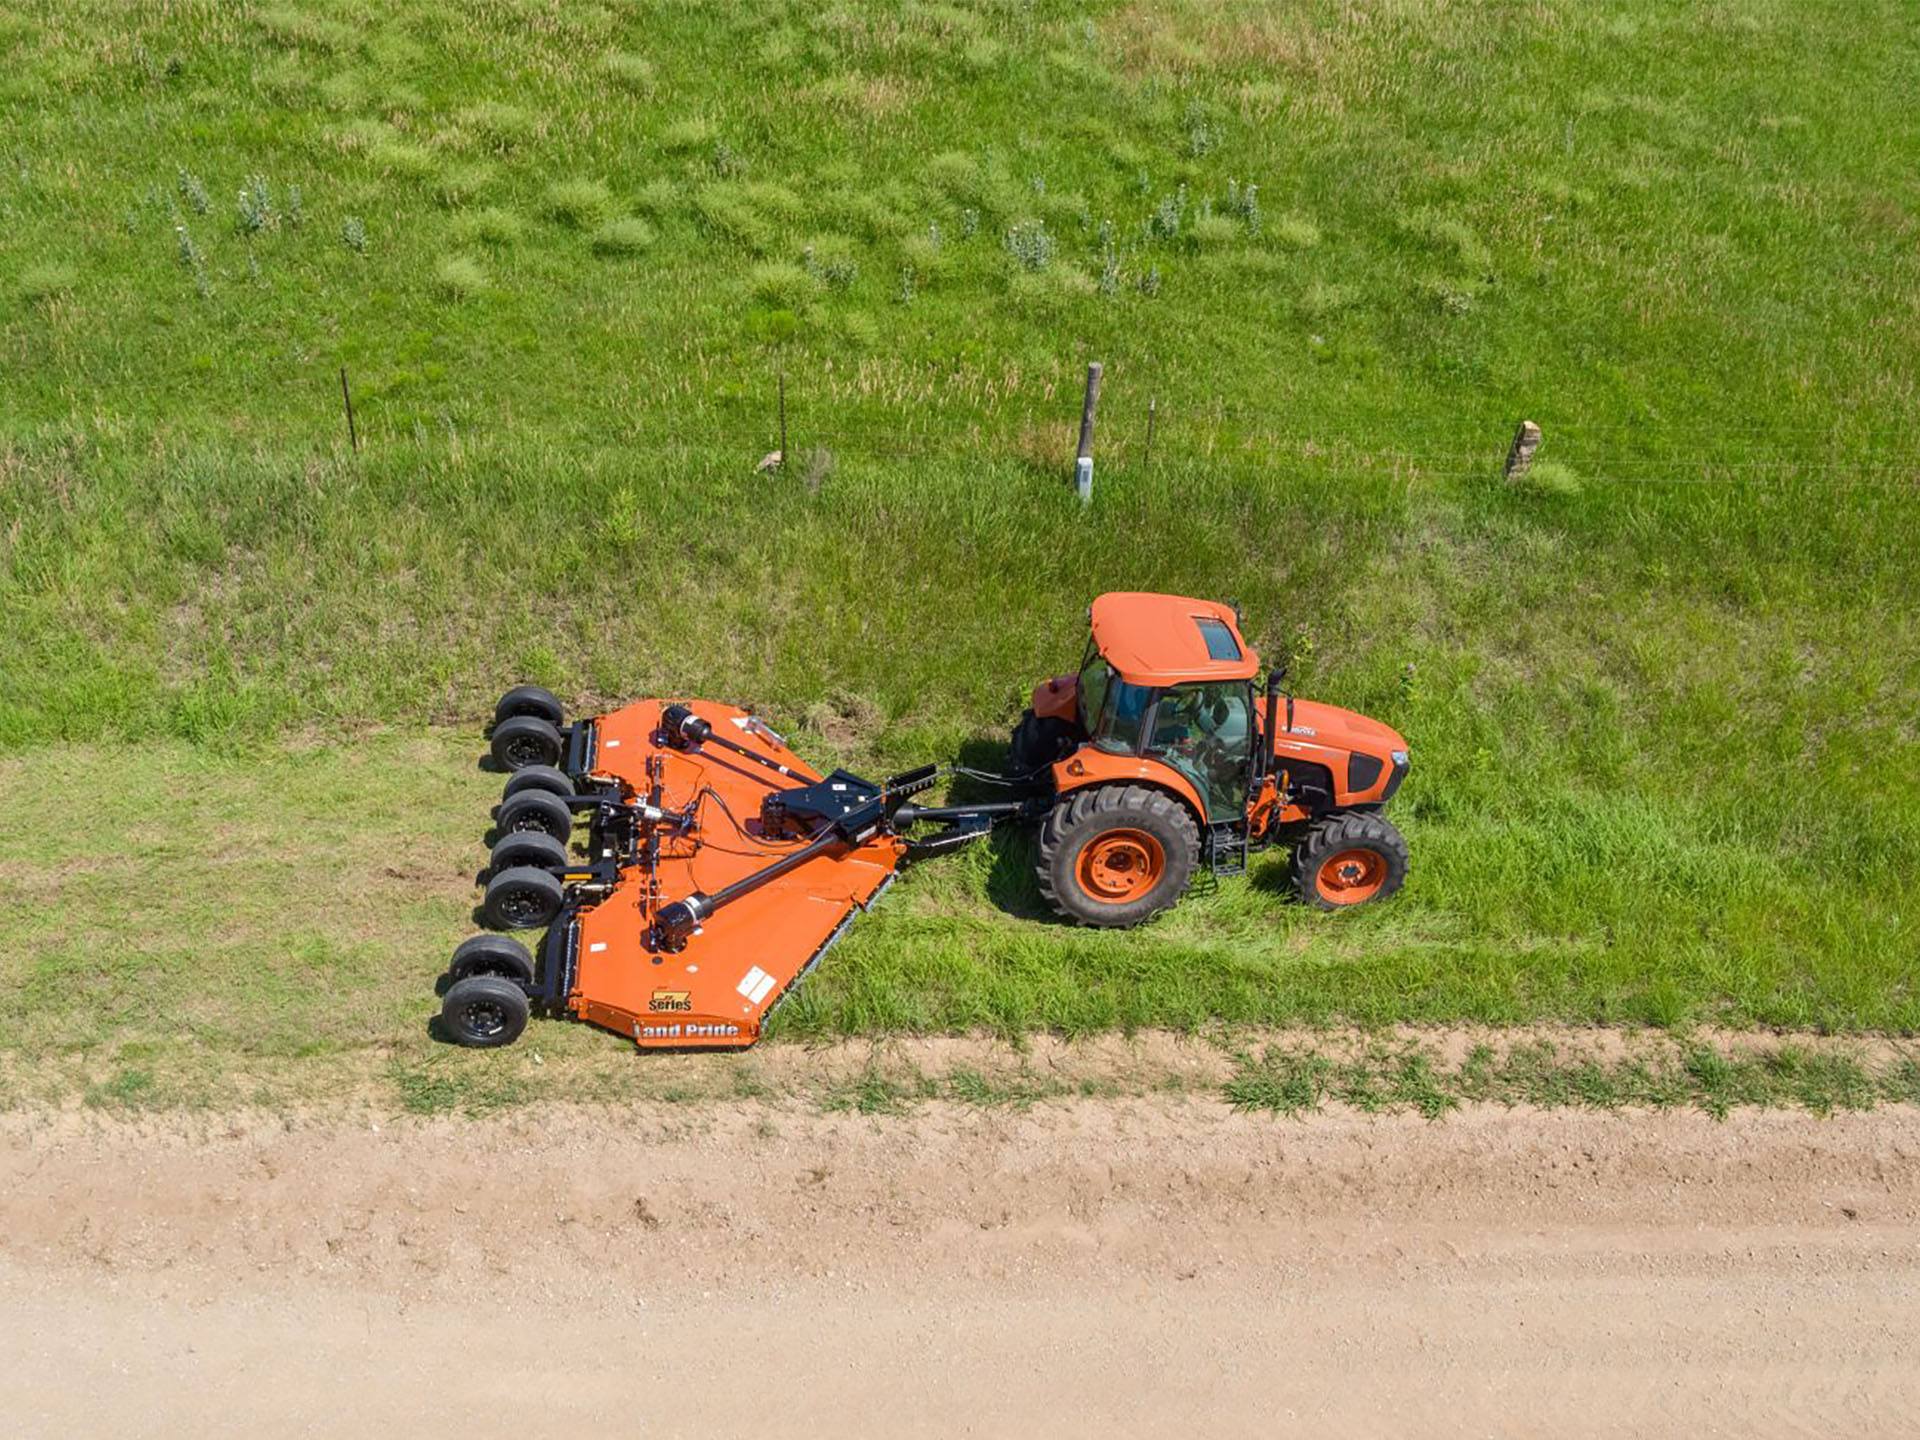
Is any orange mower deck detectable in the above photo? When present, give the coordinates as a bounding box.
[565,700,903,1049]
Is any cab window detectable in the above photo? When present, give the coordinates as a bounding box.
[1145,681,1254,818]
[1077,651,1153,754]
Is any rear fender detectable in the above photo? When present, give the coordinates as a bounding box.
[1051,747,1208,825]
[1031,674,1079,723]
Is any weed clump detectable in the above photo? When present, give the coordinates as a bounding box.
[456,101,537,150]
[1190,212,1239,249]
[1225,178,1262,235]
[601,51,654,91]
[590,217,656,256]
[177,167,211,215]
[749,261,821,308]
[660,117,714,152]
[1298,280,1357,317]
[1148,184,1187,240]
[435,163,495,209]
[236,174,276,233]
[369,139,434,178]
[544,178,614,227]
[341,215,367,253]
[1271,214,1320,249]
[1517,459,1582,496]
[434,254,487,299]
[453,207,524,247]
[1003,218,1053,272]
[18,263,76,302]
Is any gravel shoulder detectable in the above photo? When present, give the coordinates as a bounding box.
[4,1096,1918,1437]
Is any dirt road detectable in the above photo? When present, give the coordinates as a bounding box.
[3,1098,1917,1438]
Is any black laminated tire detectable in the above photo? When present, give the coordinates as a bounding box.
[448,933,536,985]
[488,830,569,875]
[502,764,575,800]
[483,865,564,929]
[491,714,563,772]
[1006,708,1078,785]
[1034,784,1200,928]
[441,973,530,1048]
[1288,811,1409,911]
[494,684,564,728]
[495,788,572,842]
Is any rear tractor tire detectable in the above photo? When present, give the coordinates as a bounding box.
[1289,811,1409,911]
[441,973,530,1048]
[484,865,564,930]
[491,714,563,772]
[1034,784,1199,928]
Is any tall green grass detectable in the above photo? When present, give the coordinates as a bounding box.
[1,0,1917,1066]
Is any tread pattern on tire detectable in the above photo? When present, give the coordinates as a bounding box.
[494,684,564,728]
[1034,783,1199,928]
[489,830,569,874]
[484,864,564,930]
[491,715,563,772]
[449,934,536,984]
[495,788,572,841]
[502,764,576,800]
[1287,810,1409,911]
[441,973,530,1048]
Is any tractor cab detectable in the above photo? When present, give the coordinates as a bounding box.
[1011,591,1410,925]
[1072,595,1260,822]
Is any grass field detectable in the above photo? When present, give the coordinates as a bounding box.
[2,0,1918,1103]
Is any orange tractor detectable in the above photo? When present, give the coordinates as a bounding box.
[437,592,1409,1051]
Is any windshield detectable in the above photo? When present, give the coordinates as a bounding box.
[1079,650,1153,753]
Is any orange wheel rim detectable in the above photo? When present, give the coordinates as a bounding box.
[1076,828,1166,903]
[1316,847,1386,904]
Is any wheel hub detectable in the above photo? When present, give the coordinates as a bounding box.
[1077,828,1167,903]
[1316,847,1386,903]
[501,889,544,922]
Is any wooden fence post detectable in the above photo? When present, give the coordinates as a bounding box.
[1504,420,1542,482]
[340,367,359,453]
[1075,361,1103,502]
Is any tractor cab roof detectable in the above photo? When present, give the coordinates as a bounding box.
[1089,592,1260,686]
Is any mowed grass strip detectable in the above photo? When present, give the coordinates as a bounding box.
[0,720,1913,1110]
[0,0,1917,1094]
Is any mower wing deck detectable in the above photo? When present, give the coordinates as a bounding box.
[560,699,902,1049]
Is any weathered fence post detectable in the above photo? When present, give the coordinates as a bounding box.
[340,366,359,453]
[777,367,788,470]
[1075,361,1102,502]
[1504,420,1542,482]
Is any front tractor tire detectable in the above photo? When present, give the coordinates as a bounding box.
[1035,784,1199,928]
[1289,811,1409,911]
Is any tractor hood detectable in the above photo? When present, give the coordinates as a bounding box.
[1281,698,1407,761]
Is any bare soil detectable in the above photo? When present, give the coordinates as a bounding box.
[3,1095,1918,1438]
